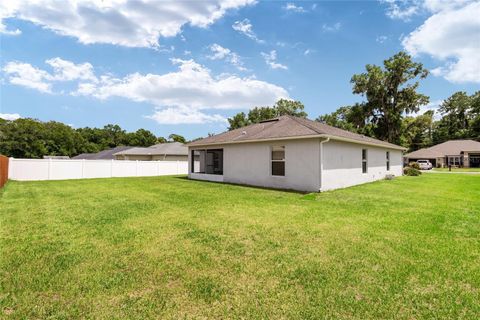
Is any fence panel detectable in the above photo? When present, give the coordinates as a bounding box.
[8,158,188,181]
[0,155,8,188]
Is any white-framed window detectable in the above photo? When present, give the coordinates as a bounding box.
[448,156,461,166]
[386,151,390,171]
[362,149,368,173]
[271,146,285,176]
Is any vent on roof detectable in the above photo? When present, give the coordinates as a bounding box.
[241,131,247,135]
[259,118,280,123]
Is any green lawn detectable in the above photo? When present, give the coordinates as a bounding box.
[433,167,480,172]
[1,174,479,319]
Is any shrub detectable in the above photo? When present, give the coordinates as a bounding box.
[408,162,421,170]
[404,166,421,176]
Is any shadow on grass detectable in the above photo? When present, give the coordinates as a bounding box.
[173,175,310,195]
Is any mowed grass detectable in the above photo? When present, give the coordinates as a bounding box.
[1,174,479,319]
[433,167,480,172]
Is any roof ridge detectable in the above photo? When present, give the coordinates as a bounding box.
[286,115,325,135]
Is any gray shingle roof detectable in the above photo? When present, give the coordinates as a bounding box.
[113,142,188,156]
[404,140,480,158]
[72,146,134,160]
[188,115,404,150]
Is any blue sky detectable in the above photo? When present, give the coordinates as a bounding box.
[1,0,479,139]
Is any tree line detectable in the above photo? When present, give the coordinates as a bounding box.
[0,119,186,158]
[228,52,480,151]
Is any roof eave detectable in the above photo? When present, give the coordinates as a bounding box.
[188,134,406,150]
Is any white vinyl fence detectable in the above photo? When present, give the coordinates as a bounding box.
[8,158,188,181]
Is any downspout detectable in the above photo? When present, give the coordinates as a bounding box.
[319,137,330,192]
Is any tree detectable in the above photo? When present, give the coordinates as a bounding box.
[316,103,375,136]
[0,118,48,158]
[433,92,472,143]
[228,99,307,130]
[44,121,85,156]
[227,112,249,130]
[351,51,429,144]
[124,129,157,147]
[470,91,480,139]
[400,110,434,151]
[157,136,167,144]
[168,134,186,143]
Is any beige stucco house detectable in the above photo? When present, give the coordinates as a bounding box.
[187,115,405,192]
[404,140,480,168]
[113,142,188,161]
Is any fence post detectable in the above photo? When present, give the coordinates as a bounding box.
[48,158,52,180]
[157,161,160,176]
[176,160,179,174]
[82,159,85,178]
[111,159,114,177]
[136,160,139,176]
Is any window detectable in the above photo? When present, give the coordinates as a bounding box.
[191,149,223,175]
[362,149,368,173]
[271,146,285,176]
[448,156,461,166]
[386,151,390,171]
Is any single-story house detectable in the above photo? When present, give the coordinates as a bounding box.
[404,139,480,168]
[72,146,133,160]
[113,142,188,161]
[187,115,405,192]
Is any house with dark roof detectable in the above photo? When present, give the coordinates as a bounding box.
[72,146,133,160]
[187,115,405,192]
[404,140,480,168]
[113,142,188,161]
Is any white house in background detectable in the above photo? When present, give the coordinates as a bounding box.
[187,115,405,192]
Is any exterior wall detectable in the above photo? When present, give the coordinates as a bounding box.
[321,140,403,191]
[189,139,321,192]
[189,173,224,182]
[189,139,403,192]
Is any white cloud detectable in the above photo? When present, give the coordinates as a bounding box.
[0,113,21,120]
[2,58,101,93]
[208,44,232,60]
[146,107,226,124]
[232,18,264,43]
[382,0,420,21]
[81,58,288,110]
[402,1,480,83]
[283,3,306,13]
[322,22,342,32]
[3,57,289,124]
[0,2,21,35]
[46,57,97,82]
[207,43,246,71]
[261,50,288,70]
[2,62,53,93]
[0,0,255,48]
[376,35,388,44]
[382,0,474,21]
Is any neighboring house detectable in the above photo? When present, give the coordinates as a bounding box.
[113,142,188,161]
[72,146,133,160]
[187,115,404,192]
[404,139,480,168]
